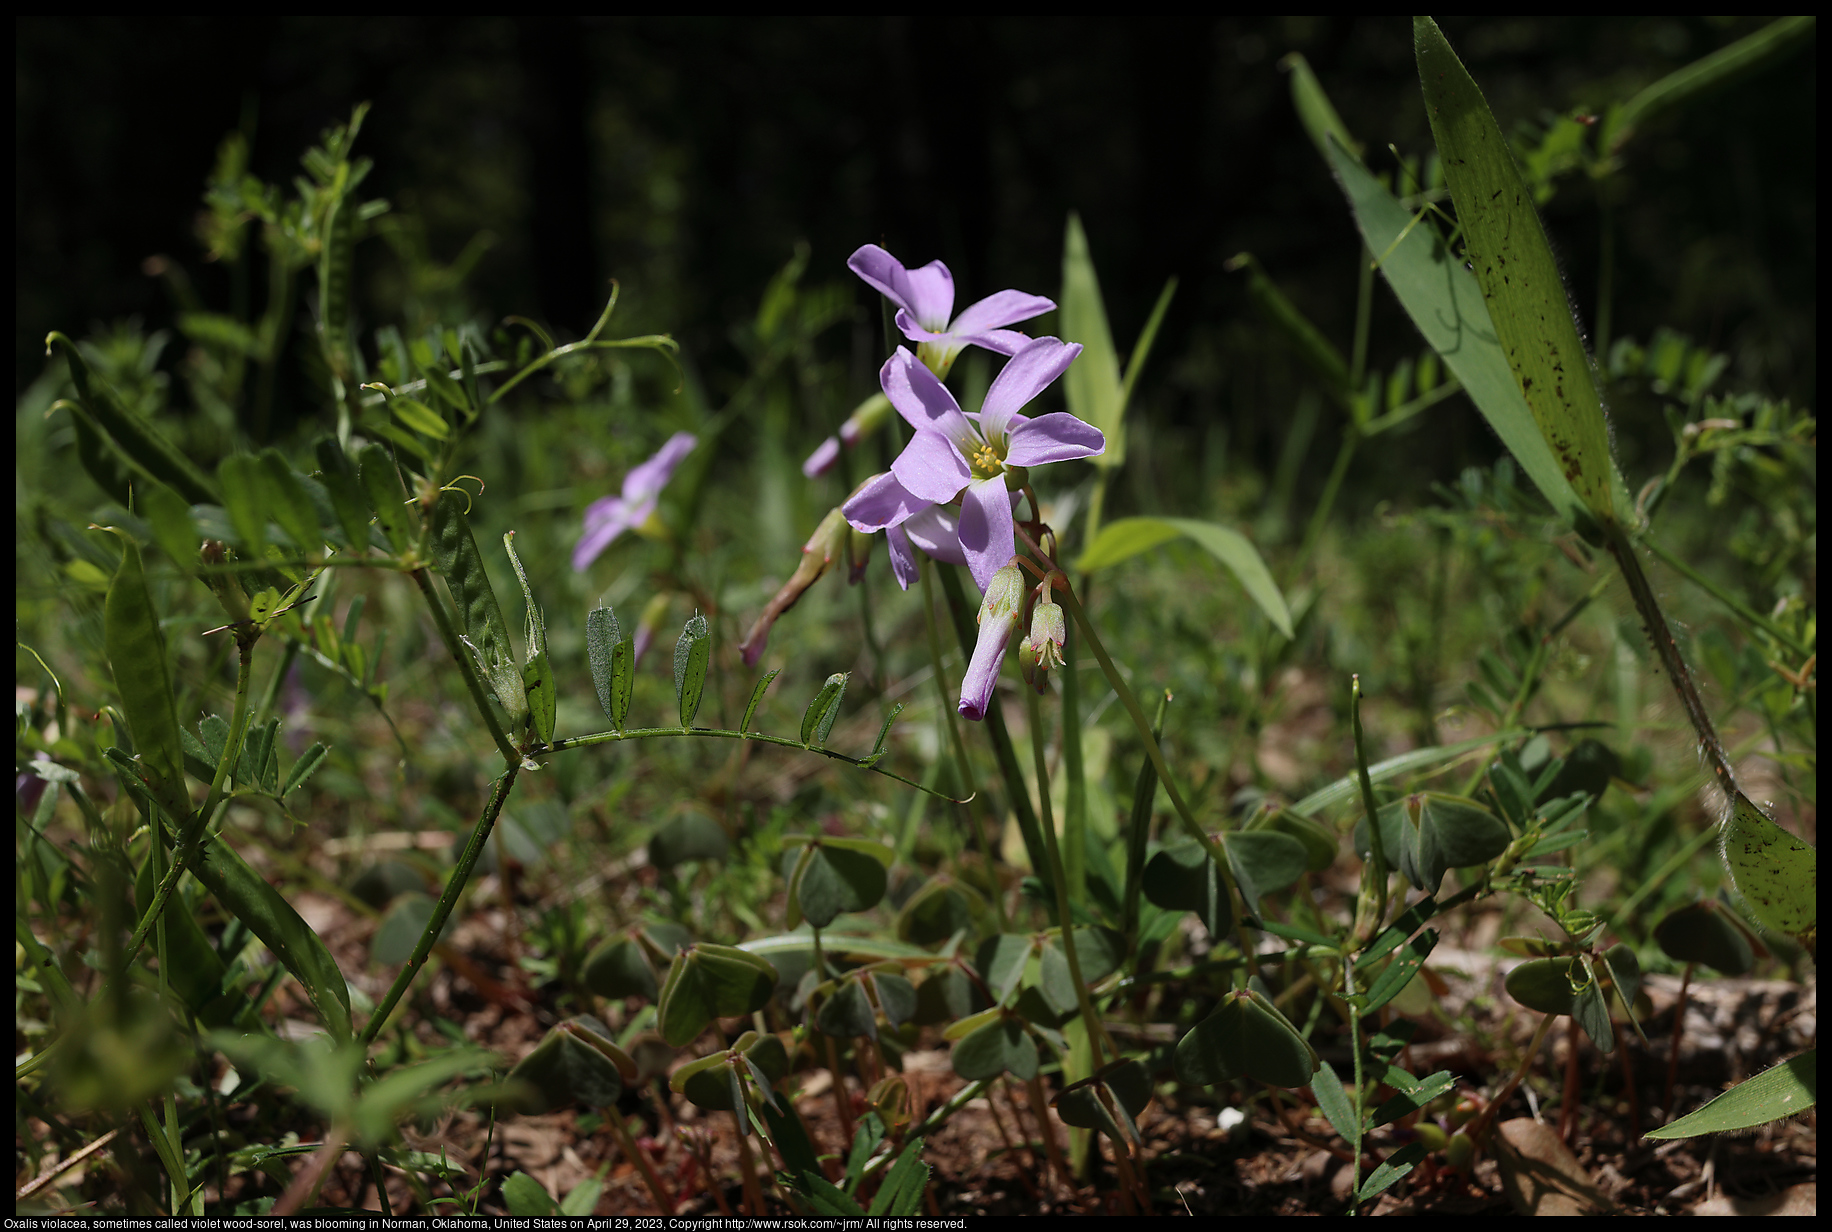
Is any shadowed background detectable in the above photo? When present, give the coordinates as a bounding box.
[17,17,1815,503]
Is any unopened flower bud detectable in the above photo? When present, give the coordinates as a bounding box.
[960,560,1025,721]
[1020,600,1066,693]
[740,507,847,666]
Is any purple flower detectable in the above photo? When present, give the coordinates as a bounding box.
[842,340,1101,591]
[959,560,1026,721]
[573,432,698,572]
[849,245,1055,379]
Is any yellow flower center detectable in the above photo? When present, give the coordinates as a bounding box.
[970,441,1003,478]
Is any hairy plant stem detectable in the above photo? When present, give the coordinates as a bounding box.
[360,763,520,1045]
[1602,521,1737,802]
[412,567,519,765]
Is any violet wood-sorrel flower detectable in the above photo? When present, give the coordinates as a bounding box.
[959,560,1026,721]
[842,339,1101,591]
[572,432,697,572]
[848,244,1055,380]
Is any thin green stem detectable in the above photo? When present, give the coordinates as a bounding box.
[1345,952,1366,1215]
[921,558,1007,931]
[410,567,519,765]
[1639,534,1811,658]
[1295,430,1359,578]
[1027,689,1112,1068]
[1349,676,1391,946]
[360,763,520,1045]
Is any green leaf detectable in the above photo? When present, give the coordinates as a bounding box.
[585,606,633,732]
[1646,1050,1815,1140]
[432,489,525,725]
[1415,17,1617,524]
[1054,1058,1153,1139]
[47,331,218,507]
[505,1016,632,1114]
[1309,1061,1360,1144]
[217,454,271,560]
[673,613,710,729]
[796,1171,867,1217]
[1324,143,1601,524]
[860,702,903,768]
[815,977,878,1040]
[1142,840,1232,939]
[1060,213,1126,471]
[1362,929,1439,1016]
[741,667,779,733]
[1653,901,1756,976]
[762,1099,823,1181]
[281,742,329,799]
[1357,1141,1426,1203]
[314,438,375,552]
[187,832,352,1042]
[134,854,244,1029]
[1356,792,1511,895]
[357,444,413,554]
[1221,829,1309,910]
[1076,517,1291,638]
[897,877,983,947]
[500,1173,558,1217]
[503,533,554,744]
[790,838,892,930]
[1282,52,1362,164]
[143,483,200,574]
[1721,792,1816,944]
[800,672,848,747]
[1369,1068,1456,1129]
[1174,987,1319,1089]
[1505,956,1577,1016]
[104,539,187,819]
[867,1139,931,1217]
[259,449,322,554]
[656,944,778,1047]
[951,1014,1037,1082]
[390,396,450,441]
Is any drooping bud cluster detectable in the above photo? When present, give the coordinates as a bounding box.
[1019,572,1067,694]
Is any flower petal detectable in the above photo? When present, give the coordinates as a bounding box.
[622,431,698,499]
[957,475,1017,592]
[573,508,632,571]
[980,337,1083,441]
[891,429,973,505]
[901,504,967,565]
[880,347,973,439]
[847,245,909,308]
[885,524,920,591]
[898,260,955,332]
[802,436,841,478]
[1004,412,1106,467]
[950,289,1056,335]
[842,471,929,532]
[959,608,1019,722]
[945,327,1035,357]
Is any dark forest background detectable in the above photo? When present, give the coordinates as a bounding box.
[16,17,1815,503]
